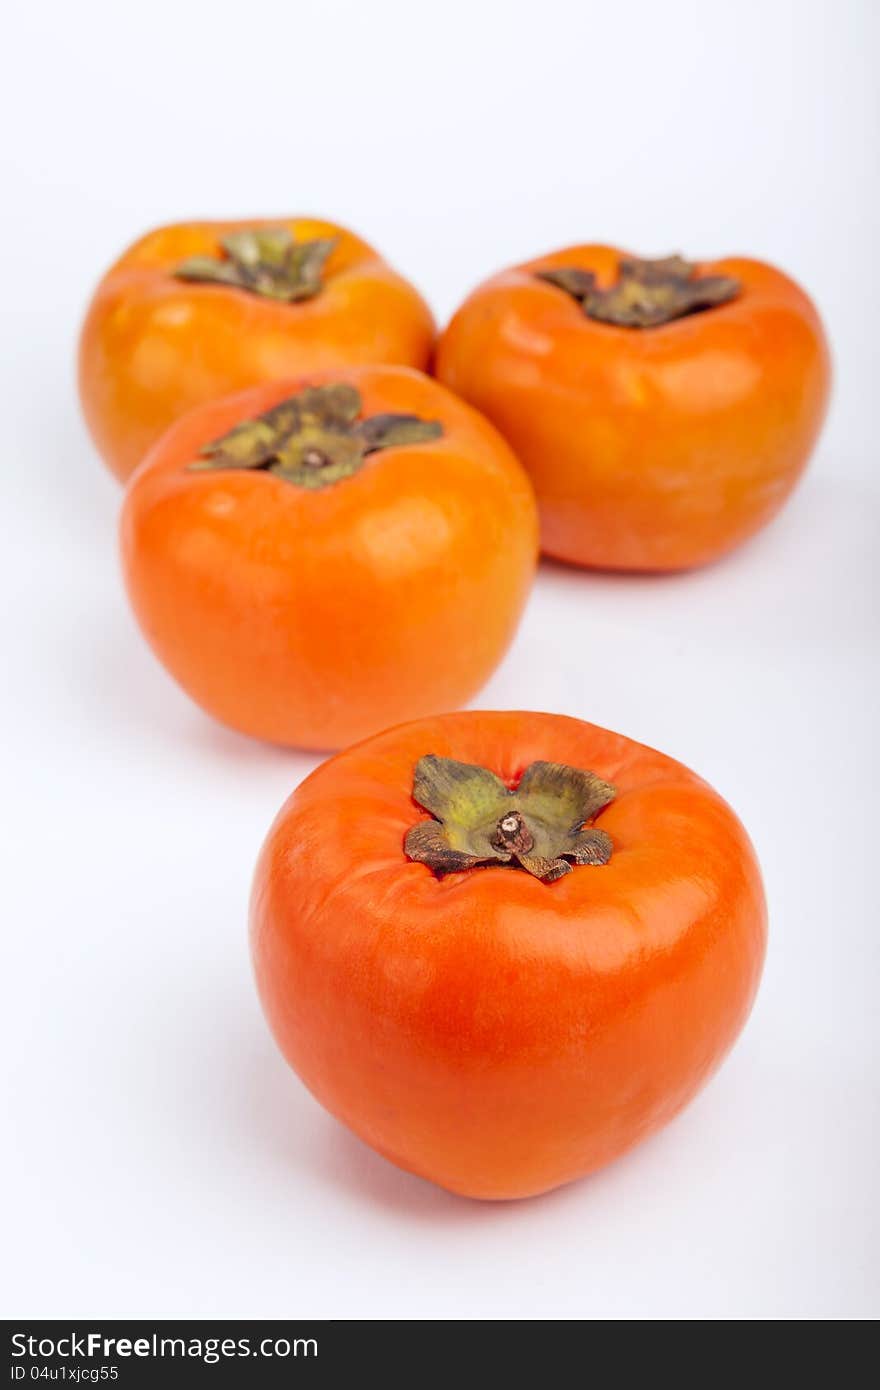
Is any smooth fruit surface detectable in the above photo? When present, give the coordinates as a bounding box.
[80,218,436,481]
[436,245,831,571]
[251,710,767,1199]
[120,369,538,750]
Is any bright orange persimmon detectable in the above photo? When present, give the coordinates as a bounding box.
[120,368,538,750]
[251,709,767,1199]
[436,246,831,571]
[79,218,436,482]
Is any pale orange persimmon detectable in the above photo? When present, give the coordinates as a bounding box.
[80,218,436,482]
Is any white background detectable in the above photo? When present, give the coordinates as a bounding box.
[3,0,878,1321]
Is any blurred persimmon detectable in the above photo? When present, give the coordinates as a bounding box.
[120,367,537,750]
[80,218,435,482]
[436,246,830,570]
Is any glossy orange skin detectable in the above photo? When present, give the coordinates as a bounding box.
[80,218,436,482]
[251,710,767,1199]
[121,368,538,750]
[436,246,831,571]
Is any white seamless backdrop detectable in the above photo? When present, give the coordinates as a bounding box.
[2,0,877,1320]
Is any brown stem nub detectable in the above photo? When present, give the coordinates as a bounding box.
[301,448,332,469]
[491,811,535,857]
[173,227,336,303]
[404,755,616,884]
[188,383,443,491]
[537,254,740,328]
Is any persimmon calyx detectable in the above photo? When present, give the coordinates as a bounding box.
[189,383,443,490]
[536,254,740,328]
[173,227,336,302]
[404,755,615,883]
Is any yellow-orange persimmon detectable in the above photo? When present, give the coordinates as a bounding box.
[80,218,435,482]
[436,246,831,571]
[251,709,766,1199]
[120,368,537,750]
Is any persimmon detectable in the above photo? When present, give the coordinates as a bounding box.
[251,709,766,1200]
[120,368,538,750]
[436,246,831,571]
[79,218,436,482]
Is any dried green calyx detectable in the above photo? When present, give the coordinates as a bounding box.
[173,227,336,302]
[189,383,443,490]
[404,755,615,884]
[537,254,740,328]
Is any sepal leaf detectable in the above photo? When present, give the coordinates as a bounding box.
[405,755,616,883]
[175,227,337,302]
[189,383,442,491]
[537,254,740,328]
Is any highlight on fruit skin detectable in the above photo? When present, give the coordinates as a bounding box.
[119,368,538,751]
[436,244,831,572]
[78,217,437,482]
[250,709,767,1200]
